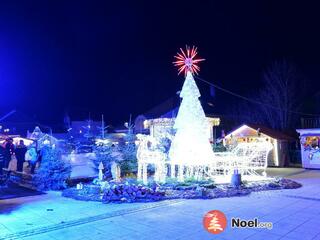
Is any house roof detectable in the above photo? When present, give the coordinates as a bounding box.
[142,96,180,119]
[297,128,320,136]
[139,95,218,120]
[226,124,295,141]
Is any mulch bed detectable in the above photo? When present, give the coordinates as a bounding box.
[62,178,302,204]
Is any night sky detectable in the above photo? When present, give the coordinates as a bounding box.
[0,1,320,126]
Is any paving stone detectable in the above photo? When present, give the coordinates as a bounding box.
[246,231,282,240]
[284,230,319,240]
[0,168,320,240]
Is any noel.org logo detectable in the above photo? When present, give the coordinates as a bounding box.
[203,210,227,234]
[203,210,273,234]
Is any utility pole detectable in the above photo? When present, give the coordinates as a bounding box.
[101,114,105,139]
[124,114,134,135]
[101,114,109,139]
[98,114,109,139]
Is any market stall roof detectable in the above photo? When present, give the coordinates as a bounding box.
[0,136,34,146]
[226,124,295,141]
[297,128,320,136]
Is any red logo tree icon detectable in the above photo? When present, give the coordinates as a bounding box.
[203,210,227,234]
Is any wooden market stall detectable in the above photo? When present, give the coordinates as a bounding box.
[224,124,295,167]
[296,129,320,169]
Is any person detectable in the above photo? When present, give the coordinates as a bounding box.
[7,153,17,172]
[15,140,27,172]
[0,145,5,175]
[3,138,14,169]
[25,146,38,174]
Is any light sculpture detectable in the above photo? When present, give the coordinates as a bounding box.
[169,46,215,182]
[135,46,273,184]
[136,134,167,184]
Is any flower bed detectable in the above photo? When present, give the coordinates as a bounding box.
[62,181,165,203]
[62,178,302,203]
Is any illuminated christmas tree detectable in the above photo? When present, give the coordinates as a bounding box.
[169,46,214,182]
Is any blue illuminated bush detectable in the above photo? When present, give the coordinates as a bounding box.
[33,146,72,190]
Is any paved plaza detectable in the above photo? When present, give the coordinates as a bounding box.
[1,168,320,240]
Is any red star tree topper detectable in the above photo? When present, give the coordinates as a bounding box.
[173,45,205,75]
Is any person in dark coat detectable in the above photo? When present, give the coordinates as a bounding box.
[15,140,27,172]
[3,138,14,169]
[0,145,5,175]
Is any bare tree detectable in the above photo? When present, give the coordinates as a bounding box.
[259,60,304,130]
[229,101,264,126]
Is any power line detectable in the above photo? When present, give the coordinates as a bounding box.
[195,75,320,117]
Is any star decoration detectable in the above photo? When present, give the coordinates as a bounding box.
[173,45,205,75]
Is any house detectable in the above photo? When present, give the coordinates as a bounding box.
[224,124,296,167]
[27,126,59,149]
[134,96,180,134]
[134,96,220,141]
[28,126,45,140]
[296,128,320,169]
